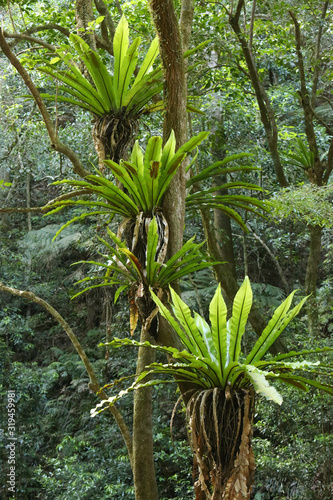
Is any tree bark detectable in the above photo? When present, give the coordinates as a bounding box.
[132,328,158,500]
[0,282,133,466]
[229,0,288,188]
[75,0,96,49]
[149,0,188,257]
[304,225,322,336]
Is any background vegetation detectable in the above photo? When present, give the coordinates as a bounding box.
[0,0,332,499]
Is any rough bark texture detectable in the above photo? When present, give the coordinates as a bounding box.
[189,388,255,500]
[305,225,322,336]
[75,0,96,50]
[132,328,159,500]
[149,0,188,258]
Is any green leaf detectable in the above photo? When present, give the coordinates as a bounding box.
[169,287,211,360]
[209,284,227,383]
[246,292,308,363]
[146,218,160,283]
[133,37,159,86]
[243,365,283,404]
[228,276,253,363]
[118,36,141,107]
[113,15,129,107]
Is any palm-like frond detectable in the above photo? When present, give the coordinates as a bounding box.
[45,130,209,236]
[72,219,216,301]
[38,16,162,118]
[91,277,333,415]
[186,153,269,231]
[285,137,314,170]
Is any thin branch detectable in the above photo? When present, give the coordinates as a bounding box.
[289,10,319,162]
[0,207,43,214]
[311,0,329,105]
[94,0,115,53]
[229,6,288,187]
[249,0,256,53]
[0,281,133,466]
[234,0,245,24]
[323,136,333,184]
[248,226,289,294]
[17,23,70,38]
[0,28,90,179]
[4,31,56,51]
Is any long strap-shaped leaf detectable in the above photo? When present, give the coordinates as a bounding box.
[277,373,333,395]
[209,284,227,384]
[269,346,333,363]
[113,15,129,108]
[146,218,160,284]
[118,37,141,107]
[228,276,253,363]
[38,68,107,115]
[70,33,116,111]
[169,287,211,360]
[245,293,308,364]
[133,37,159,87]
[150,289,200,356]
[187,153,255,187]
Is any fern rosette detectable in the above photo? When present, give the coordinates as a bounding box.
[37,16,163,164]
[92,278,333,496]
[46,130,208,242]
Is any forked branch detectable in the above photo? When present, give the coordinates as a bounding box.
[0,281,133,466]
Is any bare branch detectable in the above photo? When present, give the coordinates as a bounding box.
[4,31,56,51]
[289,10,319,171]
[0,28,90,179]
[311,1,329,104]
[249,0,256,53]
[0,207,43,214]
[0,281,133,466]
[248,226,289,294]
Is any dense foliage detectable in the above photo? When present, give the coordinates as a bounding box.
[1,0,333,499]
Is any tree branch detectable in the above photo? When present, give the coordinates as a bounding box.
[4,31,57,51]
[289,10,319,169]
[94,0,115,53]
[248,226,289,294]
[0,207,43,214]
[0,281,133,466]
[0,28,90,179]
[229,8,288,187]
[311,1,329,105]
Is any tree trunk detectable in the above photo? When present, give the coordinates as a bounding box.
[305,225,322,336]
[229,1,288,188]
[75,0,96,49]
[149,0,188,257]
[132,327,158,500]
